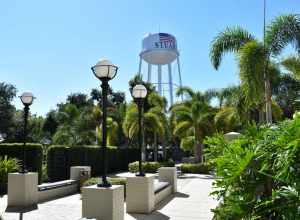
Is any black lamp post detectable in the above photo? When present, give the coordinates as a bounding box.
[131,84,148,176]
[91,59,118,187]
[19,92,34,174]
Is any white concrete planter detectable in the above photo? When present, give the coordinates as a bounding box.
[82,185,124,220]
[7,172,38,208]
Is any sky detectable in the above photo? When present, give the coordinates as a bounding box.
[0,0,299,116]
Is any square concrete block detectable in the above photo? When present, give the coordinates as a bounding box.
[126,175,155,214]
[158,167,177,193]
[82,185,124,220]
[70,166,91,180]
[7,172,38,208]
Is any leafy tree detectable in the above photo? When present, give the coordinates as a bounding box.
[43,110,59,137]
[171,87,215,162]
[108,103,127,146]
[123,100,165,150]
[91,88,125,107]
[0,82,17,140]
[273,74,300,118]
[66,93,93,109]
[210,14,300,124]
[52,104,97,146]
[281,55,300,79]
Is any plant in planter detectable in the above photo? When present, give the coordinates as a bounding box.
[0,156,20,194]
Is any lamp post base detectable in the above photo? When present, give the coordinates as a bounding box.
[135,172,145,177]
[19,169,28,174]
[7,172,38,208]
[126,174,155,213]
[97,182,112,188]
[82,184,124,220]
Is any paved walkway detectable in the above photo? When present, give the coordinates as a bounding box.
[0,174,218,220]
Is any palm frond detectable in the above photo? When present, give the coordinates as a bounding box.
[281,55,300,79]
[238,40,266,104]
[265,14,300,55]
[175,86,195,98]
[173,121,192,137]
[210,26,255,69]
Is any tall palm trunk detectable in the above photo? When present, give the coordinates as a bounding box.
[264,57,272,124]
[265,77,272,124]
[194,128,203,163]
[194,142,203,163]
[154,133,158,161]
[258,104,265,124]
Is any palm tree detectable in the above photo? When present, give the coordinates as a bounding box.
[53,104,99,146]
[210,14,300,124]
[171,87,215,163]
[147,92,168,161]
[281,55,300,80]
[122,99,165,147]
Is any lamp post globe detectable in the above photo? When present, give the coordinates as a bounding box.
[20,92,34,106]
[19,92,35,174]
[92,58,118,187]
[91,59,118,81]
[132,84,147,177]
[132,84,147,99]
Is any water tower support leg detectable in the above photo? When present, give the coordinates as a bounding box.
[158,65,162,95]
[138,58,142,77]
[168,63,174,106]
[177,57,183,101]
[147,64,152,82]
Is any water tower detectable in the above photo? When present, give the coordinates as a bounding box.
[138,33,183,105]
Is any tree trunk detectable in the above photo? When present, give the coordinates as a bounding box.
[154,133,158,161]
[258,106,265,124]
[194,143,203,163]
[264,60,272,124]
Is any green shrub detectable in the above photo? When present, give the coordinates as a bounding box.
[210,119,300,219]
[129,161,161,173]
[82,177,127,196]
[83,177,126,187]
[0,156,20,194]
[47,145,69,182]
[161,159,175,167]
[180,163,211,174]
[129,160,176,173]
[47,146,139,181]
[0,143,43,183]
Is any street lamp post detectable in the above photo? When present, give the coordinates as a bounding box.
[19,92,35,174]
[132,84,147,176]
[91,59,118,187]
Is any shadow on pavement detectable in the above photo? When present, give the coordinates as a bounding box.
[5,204,38,213]
[5,204,38,220]
[156,191,189,210]
[127,191,189,219]
[129,211,170,220]
[178,174,215,180]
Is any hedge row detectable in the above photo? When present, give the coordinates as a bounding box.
[180,163,211,174]
[128,160,175,173]
[0,143,43,182]
[47,146,139,182]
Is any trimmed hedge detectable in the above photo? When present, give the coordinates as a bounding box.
[47,146,139,182]
[180,163,211,174]
[82,177,127,196]
[128,159,175,173]
[0,143,43,182]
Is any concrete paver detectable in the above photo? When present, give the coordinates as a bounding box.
[0,174,218,220]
